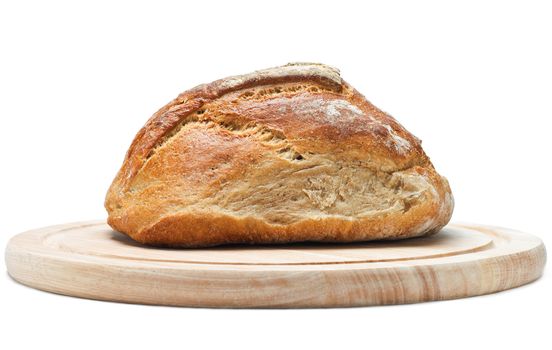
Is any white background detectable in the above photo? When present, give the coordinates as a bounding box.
[1,1,550,349]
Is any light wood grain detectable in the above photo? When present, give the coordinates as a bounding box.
[5,221,546,308]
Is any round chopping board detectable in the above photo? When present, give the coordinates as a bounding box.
[5,221,546,308]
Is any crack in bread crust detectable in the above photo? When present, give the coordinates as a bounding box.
[144,110,305,166]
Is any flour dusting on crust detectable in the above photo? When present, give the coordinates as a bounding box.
[324,99,364,122]
[382,124,411,154]
[218,63,342,91]
[263,94,413,155]
[289,97,364,124]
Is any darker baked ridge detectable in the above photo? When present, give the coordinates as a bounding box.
[133,89,428,177]
[117,63,345,188]
[113,63,426,189]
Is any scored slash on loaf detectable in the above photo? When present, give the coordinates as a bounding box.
[105,63,454,247]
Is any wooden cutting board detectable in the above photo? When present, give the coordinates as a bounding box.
[5,221,546,308]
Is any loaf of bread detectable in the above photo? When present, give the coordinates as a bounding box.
[105,63,453,247]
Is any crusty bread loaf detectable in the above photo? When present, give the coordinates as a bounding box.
[105,63,454,247]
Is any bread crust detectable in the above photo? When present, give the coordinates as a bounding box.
[105,63,454,247]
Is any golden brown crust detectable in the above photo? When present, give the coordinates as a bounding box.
[105,63,454,247]
[118,63,343,187]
